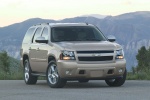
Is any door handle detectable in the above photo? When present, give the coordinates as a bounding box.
[29,47,31,50]
[36,47,40,51]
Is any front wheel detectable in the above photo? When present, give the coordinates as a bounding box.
[105,69,127,87]
[46,60,66,88]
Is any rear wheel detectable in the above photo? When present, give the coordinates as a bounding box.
[105,69,126,87]
[46,60,66,88]
[24,59,37,84]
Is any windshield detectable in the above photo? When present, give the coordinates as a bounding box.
[51,26,107,42]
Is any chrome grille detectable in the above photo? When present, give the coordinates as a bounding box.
[77,50,114,54]
[77,50,114,61]
[78,56,113,61]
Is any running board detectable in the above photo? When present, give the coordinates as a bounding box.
[31,73,46,77]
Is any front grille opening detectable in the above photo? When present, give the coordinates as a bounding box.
[79,70,85,74]
[107,69,114,74]
[78,56,113,61]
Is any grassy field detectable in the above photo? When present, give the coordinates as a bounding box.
[127,71,150,80]
[0,71,23,80]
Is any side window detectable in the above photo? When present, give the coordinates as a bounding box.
[23,28,35,43]
[32,27,42,43]
[42,27,48,40]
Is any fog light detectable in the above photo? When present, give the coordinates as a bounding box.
[119,69,123,73]
[66,71,70,75]
[65,70,72,75]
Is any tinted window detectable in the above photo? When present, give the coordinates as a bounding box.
[42,27,48,40]
[33,27,42,43]
[51,26,106,42]
[23,28,35,43]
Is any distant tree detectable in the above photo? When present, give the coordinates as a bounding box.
[131,66,136,75]
[147,48,150,70]
[136,46,150,72]
[0,51,10,73]
[136,46,147,71]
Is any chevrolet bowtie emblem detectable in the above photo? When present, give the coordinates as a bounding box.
[92,54,101,57]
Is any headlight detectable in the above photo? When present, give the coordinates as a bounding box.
[116,49,124,59]
[60,50,76,60]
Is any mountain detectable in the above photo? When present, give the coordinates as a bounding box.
[0,11,150,70]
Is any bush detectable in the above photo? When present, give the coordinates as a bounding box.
[127,71,150,80]
[0,70,23,80]
[0,50,23,80]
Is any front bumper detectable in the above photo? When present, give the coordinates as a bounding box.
[57,59,126,79]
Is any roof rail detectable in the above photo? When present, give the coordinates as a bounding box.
[41,23,49,25]
[34,23,49,26]
[78,22,89,25]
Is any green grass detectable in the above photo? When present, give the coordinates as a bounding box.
[127,72,150,80]
[0,71,23,80]
[0,70,46,80]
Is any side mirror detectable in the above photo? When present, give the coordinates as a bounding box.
[107,35,116,42]
[35,37,48,43]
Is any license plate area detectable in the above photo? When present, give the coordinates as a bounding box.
[90,70,103,77]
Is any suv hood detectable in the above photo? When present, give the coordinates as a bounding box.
[53,41,122,51]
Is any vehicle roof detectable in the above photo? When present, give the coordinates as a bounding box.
[33,23,95,27]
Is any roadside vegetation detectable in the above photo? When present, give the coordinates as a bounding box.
[0,51,23,80]
[127,46,150,80]
[0,46,150,80]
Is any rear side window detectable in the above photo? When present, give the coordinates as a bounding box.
[23,28,35,43]
[32,27,42,43]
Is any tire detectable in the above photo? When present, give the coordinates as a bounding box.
[105,69,127,87]
[46,60,66,88]
[24,59,38,84]
[78,79,89,83]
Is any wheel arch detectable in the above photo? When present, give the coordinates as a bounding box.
[48,55,56,63]
[23,54,29,66]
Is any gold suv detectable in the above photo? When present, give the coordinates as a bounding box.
[20,23,126,88]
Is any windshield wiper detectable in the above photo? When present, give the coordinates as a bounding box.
[85,38,101,41]
[54,39,76,42]
[53,40,62,42]
[54,38,101,42]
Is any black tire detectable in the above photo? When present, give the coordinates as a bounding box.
[78,79,89,83]
[105,69,127,87]
[24,59,37,84]
[46,60,66,88]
